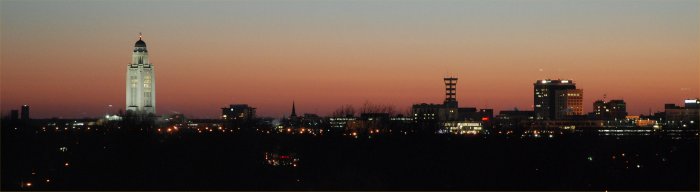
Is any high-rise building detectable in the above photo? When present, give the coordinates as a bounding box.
[593,99,627,120]
[20,105,29,121]
[554,89,583,119]
[126,33,156,114]
[534,79,577,120]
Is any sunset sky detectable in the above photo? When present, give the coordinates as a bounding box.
[2,0,698,118]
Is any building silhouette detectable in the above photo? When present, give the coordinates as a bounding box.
[222,104,256,121]
[286,101,301,128]
[126,33,156,114]
[20,105,29,122]
[10,110,19,122]
[443,77,458,108]
[495,110,535,130]
[290,101,297,118]
[412,76,490,133]
[221,104,256,129]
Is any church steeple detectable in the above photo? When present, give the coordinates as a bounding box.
[290,101,297,118]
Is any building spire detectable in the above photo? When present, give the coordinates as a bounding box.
[291,101,297,118]
[139,32,142,40]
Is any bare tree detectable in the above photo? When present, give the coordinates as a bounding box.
[359,101,396,116]
[402,107,413,117]
[331,105,356,117]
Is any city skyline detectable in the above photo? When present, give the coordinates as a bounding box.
[2,0,699,118]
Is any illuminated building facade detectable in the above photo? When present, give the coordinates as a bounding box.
[329,117,356,130]
[554,89,583,119]
[222,104,257,129]
[442,121,483,135]
[664,98,700,128]
[593,99,627,120]
[412,103,442,122]
[534,79,576,120]
[222,104,256,121]
[126,34,156,114]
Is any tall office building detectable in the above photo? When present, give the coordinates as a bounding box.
[20,105,30,121]
[534,79,577,120]
[126,34,156,114]
[554,89,583,119]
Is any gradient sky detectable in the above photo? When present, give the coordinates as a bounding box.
[2,0,698,118]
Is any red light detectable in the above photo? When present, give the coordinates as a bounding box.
[481,117,489,121]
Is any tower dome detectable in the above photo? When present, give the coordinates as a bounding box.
[135,39,147,47]
[133,33,147,52]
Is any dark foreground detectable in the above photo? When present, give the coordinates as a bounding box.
[2,130,698,191]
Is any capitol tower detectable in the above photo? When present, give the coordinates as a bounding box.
[126,33,156,114]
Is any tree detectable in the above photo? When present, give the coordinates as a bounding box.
[331,105,356,117]
[359,101,396,116]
